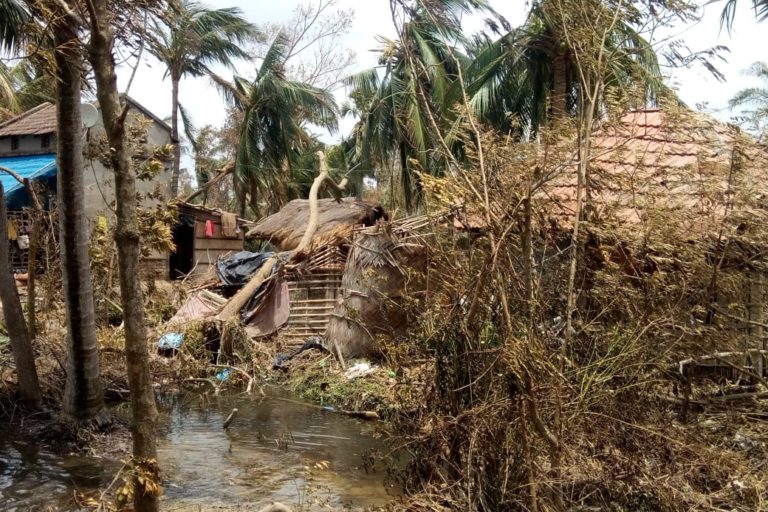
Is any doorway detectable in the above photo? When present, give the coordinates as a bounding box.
[169,216,195,279]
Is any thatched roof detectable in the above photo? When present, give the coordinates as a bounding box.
[246,198,386,251]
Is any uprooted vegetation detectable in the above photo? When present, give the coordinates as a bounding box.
[370,109,768,511]
[3,103,768,511]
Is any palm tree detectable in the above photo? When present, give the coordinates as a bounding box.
[51,5,106,421]
[146,0,259,197]
[718,0,768,31]
[729,61,768,135]
[11,59,56,110]
[212,33,338,216]
[345,4,476,211]
[459,0,664,138]
[0,59,57,117]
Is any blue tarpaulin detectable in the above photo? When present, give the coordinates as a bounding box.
[0,154,57,207]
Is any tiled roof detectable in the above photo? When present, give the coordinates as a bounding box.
[0,103,56,137]
[544,108,768,232]
[0,97,171,138]
[0,153,57,199]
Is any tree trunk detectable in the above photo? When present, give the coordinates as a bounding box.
[0,182,42,408]
[399,142,411,212]
[170,76,181,198]
[25,179,42,340]
[550,47,569,121]
[54,16,105,421]
[86,3,159,510]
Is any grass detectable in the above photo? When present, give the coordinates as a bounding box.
[285,352,399,418]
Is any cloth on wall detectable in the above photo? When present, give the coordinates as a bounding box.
[221,212,238,238]
[204,219,215,238]
[6,219,17,240]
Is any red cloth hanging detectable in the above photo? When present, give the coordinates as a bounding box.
[204,220,215,238]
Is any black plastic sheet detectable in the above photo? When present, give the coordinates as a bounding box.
[215,251,274,287]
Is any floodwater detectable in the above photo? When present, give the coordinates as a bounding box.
[0,390,396,511]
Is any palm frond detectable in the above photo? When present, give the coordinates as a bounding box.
[209,72,249,108]
[178,102,199,153]
[259,32,290,78]
[0,0,29,53]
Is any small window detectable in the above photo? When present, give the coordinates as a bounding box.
[41,134,51,149]
[10,136,18,150]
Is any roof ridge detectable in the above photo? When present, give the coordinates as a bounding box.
[121,94,172,133]
[0,102,54,131]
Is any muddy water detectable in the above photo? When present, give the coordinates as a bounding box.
[0,391,396,511]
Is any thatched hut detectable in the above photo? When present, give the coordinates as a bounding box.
[246,197,385,251]
[245,198,386,346]
[325,217,432,363]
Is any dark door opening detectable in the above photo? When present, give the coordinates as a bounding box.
[170,218,195,279]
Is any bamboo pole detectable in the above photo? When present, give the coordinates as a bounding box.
[0,166,43,338]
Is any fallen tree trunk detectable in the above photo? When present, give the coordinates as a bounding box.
[215,256,279,322]
[184,161,235,204]
[215,152,346,323]
[295,152,347,258]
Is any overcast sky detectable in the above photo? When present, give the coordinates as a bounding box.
[115,0,765,168]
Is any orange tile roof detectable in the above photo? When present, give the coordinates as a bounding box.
[544,108,768,233]
[0,102,56,137]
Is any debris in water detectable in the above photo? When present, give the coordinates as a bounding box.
[223,408,238,430]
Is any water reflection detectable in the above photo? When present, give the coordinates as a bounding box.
[159,390,393,509]
[0,390,394,511]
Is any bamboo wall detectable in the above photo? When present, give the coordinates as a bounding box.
[280,245,347,347]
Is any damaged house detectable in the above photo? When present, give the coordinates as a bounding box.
[164,196,387,353]
[543,107,768,378]
[169,202,247,279]
[243,198,385,346]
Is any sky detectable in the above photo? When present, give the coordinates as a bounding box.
[115,0,765,170]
